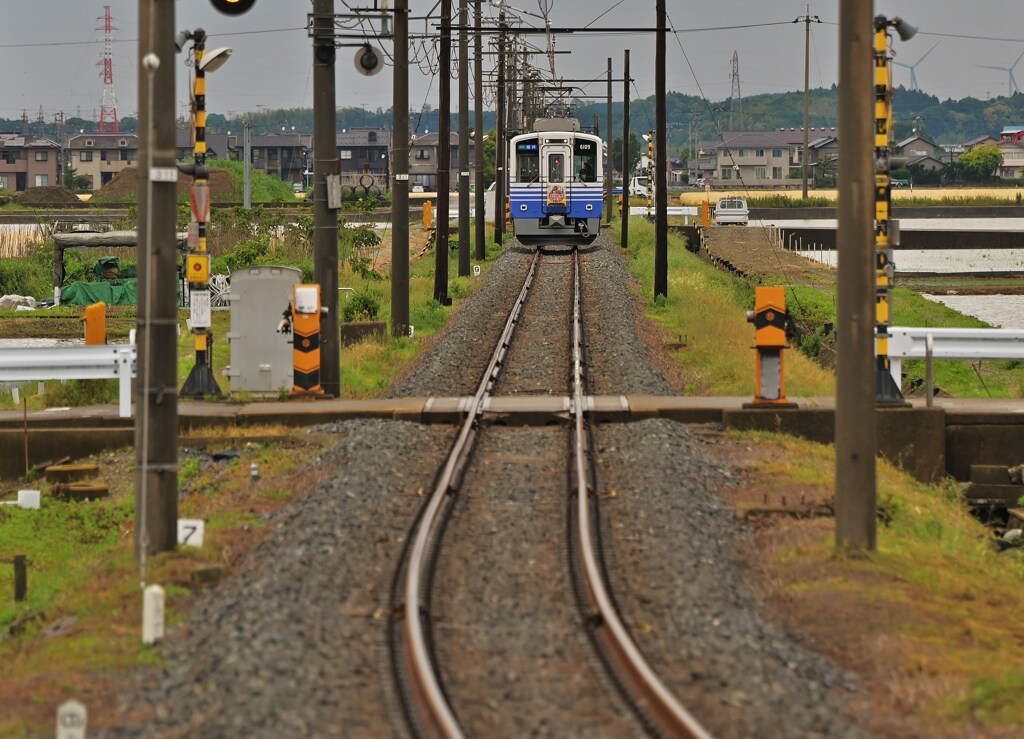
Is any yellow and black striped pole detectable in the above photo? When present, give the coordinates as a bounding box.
[180,29,223,398]
[646,130,654,220]
[872,17,907,405]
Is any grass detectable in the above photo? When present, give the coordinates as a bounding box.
[621,216,835,396]
[0,427,334,736]
[745,430,1024,729]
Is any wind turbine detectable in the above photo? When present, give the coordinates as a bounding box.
[893,42,939,91]
[976,48,1024,96]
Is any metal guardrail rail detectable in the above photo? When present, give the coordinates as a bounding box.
[887,326,1024,390]
[0,344,136,417]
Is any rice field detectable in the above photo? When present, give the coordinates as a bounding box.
[677,186,1024,206]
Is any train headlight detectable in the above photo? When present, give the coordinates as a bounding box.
[585,204,593,211]
[519,205,528,211]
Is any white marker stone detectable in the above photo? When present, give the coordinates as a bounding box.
[473,265,481,277]
[142,584,165,645]
[177,518,205,547]
[17,490,40,509]
[56,699,87,739]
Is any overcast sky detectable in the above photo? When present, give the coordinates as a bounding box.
[2,1,1022,129]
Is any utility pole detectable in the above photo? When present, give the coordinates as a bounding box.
[796,6,821,198]
[435,0,452,303]
[458,0,470,277]
[135,0,178,557]
[392,0,410,337]
[654,0,668,298]
[474,0,485,261]
[621,49,630,248]
[312,0,340,396]
[605,57,613,225]
[835,0,876,553]
[243,119,251,209]
[494,7,506,245]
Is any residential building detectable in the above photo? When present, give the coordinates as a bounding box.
[0,133,60,191]
[175,128,234,161]
[244,133,307,184]
[997,141,1024,179]
[65,132,139,190]
[336,128,392,183]
[686,128,838,188]
[408,132,476,191]
[894,134,941,162]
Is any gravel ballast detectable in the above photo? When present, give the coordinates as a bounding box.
[98,233,869,737]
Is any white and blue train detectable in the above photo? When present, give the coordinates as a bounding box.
[508,118,603,245]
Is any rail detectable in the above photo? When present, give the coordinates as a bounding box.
[569,255,713,739]
[0,344,136,417]
[887,326,1024,400]
[399,252,540,738]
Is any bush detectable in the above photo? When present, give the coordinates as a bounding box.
[342,290,382,322]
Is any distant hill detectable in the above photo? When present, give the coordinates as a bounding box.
[7,86,1022,156]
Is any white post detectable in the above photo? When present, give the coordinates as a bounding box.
[56,699,88,739]
[142,584,165,645]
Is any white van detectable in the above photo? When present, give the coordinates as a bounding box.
[714,197,749,225]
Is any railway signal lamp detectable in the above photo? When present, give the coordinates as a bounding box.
[210,0,257,15]
[745,287,795,408]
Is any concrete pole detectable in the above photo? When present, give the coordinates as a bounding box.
[835,0,877,552]
[802,7,811,199]
[391,0,410,337]
[606,57,613,225]
[654,0,668,298]
[135,0,178,557]
[243,119,251,209]
[435,0,452,303]
[494,8,506,245]
[621,49,630,248]
[457,0,470,277]
[312,0,340,396]
[474,0,485,261]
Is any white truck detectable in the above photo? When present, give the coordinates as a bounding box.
[628,176,652,198]
[714,197,749,225]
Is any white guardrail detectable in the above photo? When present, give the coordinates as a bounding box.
[887,326,1024,391]
[0,344,136,418]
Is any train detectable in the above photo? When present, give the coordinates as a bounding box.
[508,118,603,245]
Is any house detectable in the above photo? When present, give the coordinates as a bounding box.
[999,126,1024,144]
[65,132,139,190]
[894,135,942,161]
[336,128,392,182]
[238,133,307,185]
[704,131,801,188]
[408,132,476,191]
[963,134,999,152]
[997,141,1024,179]
[0,133,60,191]
[175,128,234,161]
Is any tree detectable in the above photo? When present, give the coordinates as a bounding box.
[957,144,1003,181]
[611,132,642,178]
[482,129,496,188]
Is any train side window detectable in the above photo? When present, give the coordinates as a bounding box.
[548,154,565,183]
[573,140,597,182]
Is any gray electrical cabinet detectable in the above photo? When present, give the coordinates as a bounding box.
[224,265,302,394]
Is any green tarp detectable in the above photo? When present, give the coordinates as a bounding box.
[60,279,138,306]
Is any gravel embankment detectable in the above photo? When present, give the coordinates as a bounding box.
[99,233,869,738]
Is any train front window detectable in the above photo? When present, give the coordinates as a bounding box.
[516,139,539,182]
[573,139,597,182]
[548,154,565,183]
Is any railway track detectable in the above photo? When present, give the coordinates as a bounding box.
[389,244,712,738]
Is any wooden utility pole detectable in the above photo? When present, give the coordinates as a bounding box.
[654,0,668,297]
[494,8,506,245]
[135,0,179,557]
[606,57,613,225]
[435,0,452,303]
[797,7,821,198]
[312,0,340,395]
[474,0,485,260]
[835,0,877,552]
[391,0,410,337]
[457,0,470,277]
[621,49,630,248]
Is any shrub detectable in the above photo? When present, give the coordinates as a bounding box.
[342,290,382,322]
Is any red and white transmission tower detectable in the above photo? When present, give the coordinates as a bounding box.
[97,5,119,132]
